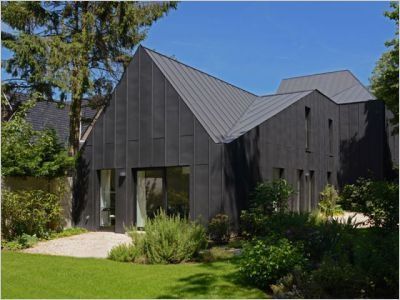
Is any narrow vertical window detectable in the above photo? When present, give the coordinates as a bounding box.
[100,169,116,228]
[306,170,315,211]
[296,170,303,212]
[328,119,333,154]
[327,171,332,184]
[273,168,285,180]
[305,107,311,150]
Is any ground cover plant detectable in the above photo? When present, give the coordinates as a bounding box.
[2,251,266,299]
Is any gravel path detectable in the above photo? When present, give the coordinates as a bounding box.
[22,232,132,258]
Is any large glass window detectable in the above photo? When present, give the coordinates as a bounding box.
[136,167,190,228]
[100,169,116,228]
[167,167,190,217]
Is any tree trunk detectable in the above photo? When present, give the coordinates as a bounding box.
[68,92,81,157]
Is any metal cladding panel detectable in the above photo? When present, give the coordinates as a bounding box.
[103,143,114,168]
[116,74,127,168]
[224,91,313,142]
[194,164,209,223]
[127,140,139,167]
[139,48,153,166]
[152,138,165,166]
[105,95,115,144]
[165,81,179,165]
[144,46,257,143]
[180,101,194,136]
[195,120,209,165]
[180,135,194,165]
[209,143,223,217]
[153,65,165,139]
[127,52,140,141]
[277,70,375,104]
[93,114,104,169]
[115,168,126,233]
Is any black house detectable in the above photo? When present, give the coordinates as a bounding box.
[74,46,398,232]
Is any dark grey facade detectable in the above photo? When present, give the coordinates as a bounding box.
[74,46,398,232]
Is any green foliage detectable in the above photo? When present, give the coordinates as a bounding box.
[303,258,368,299]
[1,100,74,177]
[370,2,399,131]
[108,243,142,263]
[239,209,268,238]
[318,184,343,217]
[142,210,207,264]
[251,179,294,214]
[239,237,307,289]
[340,178,399,229]
[118,210,207,264]
[2,2,177,154]
[1,190,63,240]
[198,247,235,263]
[208,214,230,243]
[1,234,39,250]
[48,227,88,239]
[239,210,398,298]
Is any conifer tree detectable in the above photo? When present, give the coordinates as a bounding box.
[2,1,177,155]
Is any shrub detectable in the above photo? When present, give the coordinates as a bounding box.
[340,178,399,229]
[239,209,268,238]
[318,184,343,217]
[251,179,294,214]
[239,237,307,289]
[108,243,142,263]
[1,190,63,240]
[123,210,207,264]
[1,234,39,250]
[303,258,368,299]
[208,214,230,243]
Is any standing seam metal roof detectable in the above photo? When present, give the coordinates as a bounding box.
[141,47,375,144]
[277,70,375,103]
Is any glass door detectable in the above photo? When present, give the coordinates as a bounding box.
[100,169,116,228]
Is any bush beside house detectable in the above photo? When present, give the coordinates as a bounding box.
[237,179,399,299]
[1,99,75,248]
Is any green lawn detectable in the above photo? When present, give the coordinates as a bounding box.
[1,251,267,299]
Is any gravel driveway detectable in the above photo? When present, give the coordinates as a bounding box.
[22,232,132,258]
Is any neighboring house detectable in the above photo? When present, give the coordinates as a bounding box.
[24,100,97,146]
[30,46,395,233]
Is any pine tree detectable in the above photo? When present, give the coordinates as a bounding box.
[2,1,177,156]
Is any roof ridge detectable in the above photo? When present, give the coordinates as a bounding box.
[224,90,314,140]
[259,89,316,98]
[330,84,359,98]
[142,46,258,97]
[281,69,352,81]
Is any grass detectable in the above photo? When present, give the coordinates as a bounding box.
[1,251,267,299]
[47,227,88,240]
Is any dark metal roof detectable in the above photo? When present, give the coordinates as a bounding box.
[277,70,376,103]
[144,47,323,143]
[144,47,258,143]
[223,90,314,142]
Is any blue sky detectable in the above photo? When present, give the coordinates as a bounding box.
[2,1,395,96]
[142,1,394,95]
